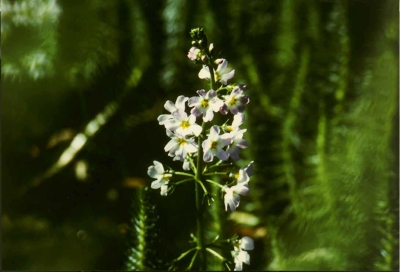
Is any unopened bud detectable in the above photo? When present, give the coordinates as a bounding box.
[215,58,224,64]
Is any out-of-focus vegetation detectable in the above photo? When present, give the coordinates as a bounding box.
[2,0,398,270]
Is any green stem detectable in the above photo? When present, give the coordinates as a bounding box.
[196,178,209,195]
[207,63,216,90]
[204,172,227,176]
[175,171,194,178]
[174,247,197,262]
[188,156,197,174]
[206,248,225,261]
[194,47,217,271]
[206,179,225,189]
[175,178,194,185]
[187,250,199,271]
[196,121,207,271]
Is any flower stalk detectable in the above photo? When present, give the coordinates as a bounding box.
[196,122,207,270]
[147,27,254,271]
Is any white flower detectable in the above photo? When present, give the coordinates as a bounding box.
[164,109,202,136]
[237,236,254,251]
[224,162,253,211]
[221,86,249,115]
[231,236,254,271]
[226,128,249,161]
[164,130,198,160]
[147,161,172,194]
[187,47,201,60]
[157,95,188,126]
[225,113,245,133]
[187,43,212,61]
[160,184,169,196]
[198,58,235,85]
[223,182,249,212]
[231,250,250,271]
[235,161,254,183]
[188,89,224,122]
[202,125,231,162]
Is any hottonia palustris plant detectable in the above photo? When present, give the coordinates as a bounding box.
[147,28,254,271]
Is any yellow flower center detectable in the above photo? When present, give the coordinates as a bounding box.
[180,120,190,129]
[178,137,186,146]
[214,72,221,81]
[162,173,171,180]
[234,173,240,179]
[226,126,233,132]
[228,97,236,106]
[201,99,209,108]
[210,141,218,149]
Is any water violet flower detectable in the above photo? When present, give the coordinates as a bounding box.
[188,89,224,122]
[202,125,231,162]
[164,130,198,160]
[164,109,202,136]
[198,58,235,85]
[148,161,172,193]
[231,250,250,271]
[223,182,249,212]
[221,86,249,115]
[158,95,188,126]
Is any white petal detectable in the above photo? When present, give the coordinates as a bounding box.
[164,139,177,152]
[216,149,229,161]
[191,123,203,136]
[209,125,220,139]
[157,114,172,125]
[236,139,249,149]
[203,149,213,162]
[220,133,232,146]
[224,189,234,211]
[166,129,174,138]
[151,179,163,189]
[232,113,245,128]
[220,70,235,84]
[198,66,211,79]
[164,119,180,131]
[172,109,187,121]
[211,99,224,112]
[237,169,250,184]
[175,95,188,109]
[216,59,227,73]
[185,143,198,153]
[164,101,177,113]
[245,161,254,176]
[240,237,254,250]
[238,251,250,265]
[197,89,207,97]
[183,160,190,171]
[153,161,164,173]
[147,166,161,179]
[188,96,201,107]
[207,89,217,99]
[160,184,168,196]
[233,183,249,196]
[203,109,214,122]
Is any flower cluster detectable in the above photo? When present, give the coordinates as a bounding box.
[231,236,254,271]
[147,28,255,271]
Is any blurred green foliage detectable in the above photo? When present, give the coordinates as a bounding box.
[2,0,398,270]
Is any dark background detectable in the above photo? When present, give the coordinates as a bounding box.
[2,0,399,270]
